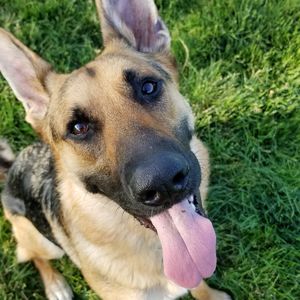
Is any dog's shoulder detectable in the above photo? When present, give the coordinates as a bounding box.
[2,142,60,243]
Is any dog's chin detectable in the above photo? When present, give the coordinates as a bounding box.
[133,193,204,232]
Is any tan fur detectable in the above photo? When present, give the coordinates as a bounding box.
[48,157,208,300]
[33,258,73,299]
[4,210,64,263]
[191,281,231,300]
[190,137,210,207]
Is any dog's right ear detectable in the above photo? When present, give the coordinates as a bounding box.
[0,28,52,130]
[96,0,170,53]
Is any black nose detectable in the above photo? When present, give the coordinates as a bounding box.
[128,152,190,206]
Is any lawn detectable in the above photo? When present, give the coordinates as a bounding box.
[0,0,299,299]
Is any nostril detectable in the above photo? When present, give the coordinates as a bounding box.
[173,171,185,185]
[144,190,157,202]
[141,190,162,206]
[172,170,188,191]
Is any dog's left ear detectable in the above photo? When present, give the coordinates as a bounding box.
[96,0,170,53]
[0,28,52,130]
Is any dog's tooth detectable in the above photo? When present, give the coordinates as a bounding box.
[186,196,197,211]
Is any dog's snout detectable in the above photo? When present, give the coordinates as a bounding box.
[128,153,190,207]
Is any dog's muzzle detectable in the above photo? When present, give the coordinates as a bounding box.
[118,135,216,289]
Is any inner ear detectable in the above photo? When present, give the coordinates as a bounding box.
[0,28,52,129]
[97,0,171,53]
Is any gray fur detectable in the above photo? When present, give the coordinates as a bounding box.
[1,142,60,244]
[1,192,26,215]
[0,139,15,176]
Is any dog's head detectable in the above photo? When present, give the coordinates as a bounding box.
[0,1,198,218]
[0,0,216,289]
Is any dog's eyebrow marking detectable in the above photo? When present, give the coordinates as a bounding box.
[85,67,96,78]
[68,107,91,123]
[148,61,171,81]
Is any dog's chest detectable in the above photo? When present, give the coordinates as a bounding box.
[53,178,188,299]
[64,229,187,299]
[57,178,162,282]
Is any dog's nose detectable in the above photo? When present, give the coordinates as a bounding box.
[128,153,190,206]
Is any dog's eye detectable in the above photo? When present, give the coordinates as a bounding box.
[142,81,157,95]
[70,122,89,137]
[66,109,96,141]
[124,70,163,104]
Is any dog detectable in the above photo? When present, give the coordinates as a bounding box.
[0,1,231,299]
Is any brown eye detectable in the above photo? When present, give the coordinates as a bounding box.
[71,122,89,136]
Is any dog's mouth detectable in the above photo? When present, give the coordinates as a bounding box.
[134,193,205,232]
[134,194,216,289]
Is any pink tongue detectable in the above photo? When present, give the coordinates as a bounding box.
[150,199,216,288]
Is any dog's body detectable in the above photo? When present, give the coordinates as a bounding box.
[2,139,214,300]
[0,1,231,299]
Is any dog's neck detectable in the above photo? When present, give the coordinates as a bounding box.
[52,172,165,288]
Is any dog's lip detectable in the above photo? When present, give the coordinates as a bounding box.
[134,216,156,232]
[134,193,203,231]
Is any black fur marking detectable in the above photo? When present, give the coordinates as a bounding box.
[1,143,61,245]
[82,171,119,198]
[0,157,13,170]
[174,118,193,145]
[124,69,163,105]
[148,61,171,81]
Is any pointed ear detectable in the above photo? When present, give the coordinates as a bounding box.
[96,0,171,53]
[0,28,52,129]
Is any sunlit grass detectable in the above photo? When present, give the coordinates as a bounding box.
[0,0,299,299]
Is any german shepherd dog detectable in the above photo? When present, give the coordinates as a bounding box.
[0,1,231,299]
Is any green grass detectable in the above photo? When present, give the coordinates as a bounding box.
[0,0,299,299]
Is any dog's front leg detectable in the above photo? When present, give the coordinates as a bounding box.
[34,258,73,300]
[190,281,231,300]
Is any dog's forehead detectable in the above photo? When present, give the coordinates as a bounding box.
[52,50,176,122]
[59,51,167,105]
